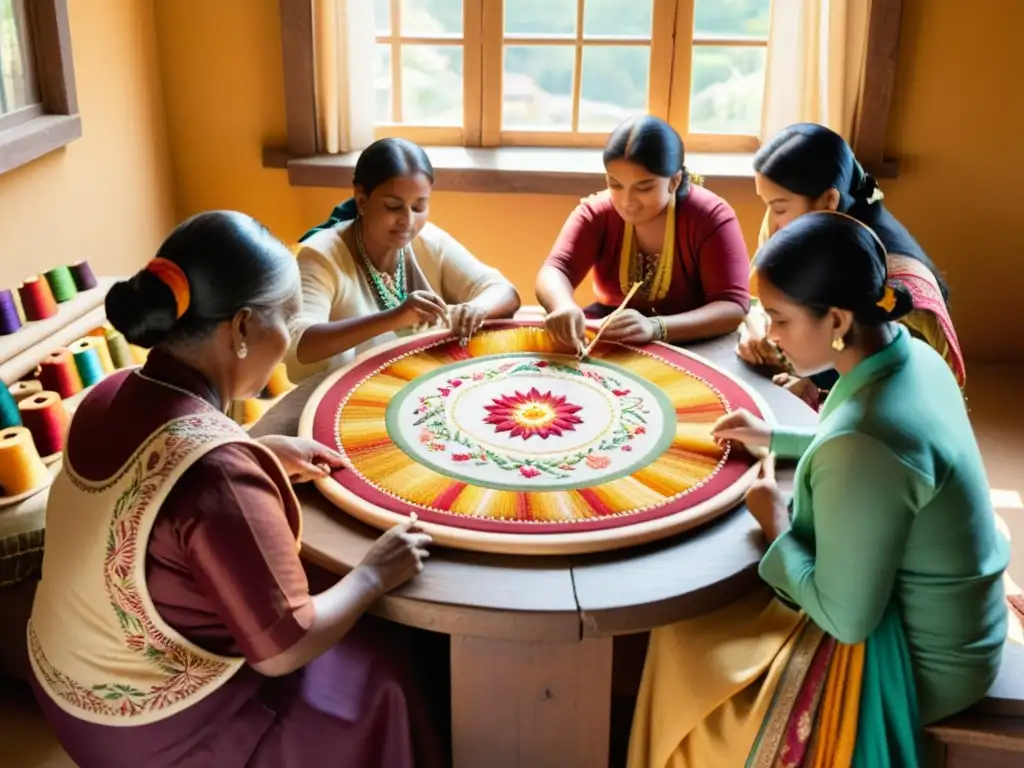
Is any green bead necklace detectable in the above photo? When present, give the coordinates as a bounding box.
[355,220,408,310]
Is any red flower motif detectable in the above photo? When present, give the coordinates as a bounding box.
[622,445,633,452]
[612,389,631,397]
[439,387,451,397]
[448,379,463,388]
[451,453,472,462]
[483,388,583,440]
[634,426,647,435]
[535,361,549,368]
[519,466,541,478]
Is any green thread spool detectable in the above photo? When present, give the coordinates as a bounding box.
[105,329,134,369]
[44,265,78,304]
[70,341,105,387]
[0,383,23,430]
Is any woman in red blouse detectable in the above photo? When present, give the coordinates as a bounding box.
[536,116,751,352]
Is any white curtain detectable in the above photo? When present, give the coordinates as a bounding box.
[760,0,871,143]
[314,0,376,154]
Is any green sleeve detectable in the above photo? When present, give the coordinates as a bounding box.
[769,426,817,459]
[758,432,932,644]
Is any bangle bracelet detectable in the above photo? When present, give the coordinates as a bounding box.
[651,316,667,342]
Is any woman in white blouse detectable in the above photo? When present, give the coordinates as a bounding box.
[286,138,521,381]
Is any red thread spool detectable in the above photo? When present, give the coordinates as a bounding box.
[19,276,58,321]
[18,391,68,460]
[38,348,83,399]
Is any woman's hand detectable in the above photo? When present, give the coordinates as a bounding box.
[737,336,784,367]
[544,304,587,354]
[449,302,488,344]
[745,453,789,543]
[600,309,657,345]
[711,409,772,451]
[257,435,346,483]
[356,517,432,595]
[395,290,449,329]
[772,373,821,411]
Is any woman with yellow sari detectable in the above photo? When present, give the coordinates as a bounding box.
[739,123,964,408]
[628,212,1008,767]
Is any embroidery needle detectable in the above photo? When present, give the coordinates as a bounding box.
[579,281,643,360]
[405,253,450,329]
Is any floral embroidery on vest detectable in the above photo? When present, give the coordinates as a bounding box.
[29,414,246,719]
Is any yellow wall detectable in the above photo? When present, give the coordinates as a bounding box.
[152,0,1023,361]
[0,0,175,290]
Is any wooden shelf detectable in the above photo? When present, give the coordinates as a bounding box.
[0,277,119,383]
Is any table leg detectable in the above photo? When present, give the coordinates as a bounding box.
[450,634,613,768]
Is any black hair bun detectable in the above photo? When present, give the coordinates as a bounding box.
[105,271,180,348]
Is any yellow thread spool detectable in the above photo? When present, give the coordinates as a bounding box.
[9,380,43,402]
[241,398,272,425]
[266,364,294,398]
[0,426,49,497]
[73,335,116,375]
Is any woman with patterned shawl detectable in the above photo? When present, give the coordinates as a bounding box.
[536,115,751,353]
[27,212,447,767]
[628,212,1008,767]
[739,123,965,409]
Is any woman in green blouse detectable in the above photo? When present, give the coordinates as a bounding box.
[627,211,1008,768]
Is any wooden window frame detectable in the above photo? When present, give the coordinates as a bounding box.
[271,0,903,189]
[0,0,81,176]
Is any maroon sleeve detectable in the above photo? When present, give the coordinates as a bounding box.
[164,443,315,664]
[543,195,609,289]
[693,196,752,312]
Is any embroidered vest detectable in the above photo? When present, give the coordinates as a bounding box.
[28,407,300,726]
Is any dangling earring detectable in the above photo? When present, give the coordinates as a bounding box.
[236,342,248,360]
[831,336,845,352]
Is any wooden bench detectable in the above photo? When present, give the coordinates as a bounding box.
[925,640,1024,767]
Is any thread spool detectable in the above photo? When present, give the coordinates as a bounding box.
[69,260,98,291]
[266,364,294,398]
[73,335,115,375]
[9,380,43,402]
[0,426,49,498]
[44,265,78,303]
[69,339,105,387]
[0,289,22,335]
[39,348,83,399]
[0,384,23,429]
[104,329,134,369]
[18,391,68,460]
[234,398,271,426]
[18,277,58,321]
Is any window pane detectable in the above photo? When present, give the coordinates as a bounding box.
[689,46,766,135]
[401,45,463,125]
[583,0,653,38]
[374,45,393,122]
[0,0,39,116]
[505,0,576,36]
[579,46,648,131]
[375,0,390,35]
[502,45,575,130]
[693,0,770,38]
[402,0,462,35]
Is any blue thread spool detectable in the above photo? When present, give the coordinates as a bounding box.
[70,340,105,387]
[0,383,23,430]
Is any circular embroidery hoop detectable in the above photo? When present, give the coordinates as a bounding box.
[300,322,774,555]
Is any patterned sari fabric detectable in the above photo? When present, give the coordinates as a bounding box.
[886,254,965,389]
[746,606,922,768]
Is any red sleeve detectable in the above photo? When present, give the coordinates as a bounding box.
[543,195,610,289]
[692,195,752,312]
[164,443,315,664]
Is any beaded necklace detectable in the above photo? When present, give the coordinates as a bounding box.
[354,220,408,310]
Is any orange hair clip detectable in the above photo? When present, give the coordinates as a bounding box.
[145,257,191,319]
[876,284,897,313]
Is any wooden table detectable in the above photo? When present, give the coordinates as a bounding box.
[251,332,818,768]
